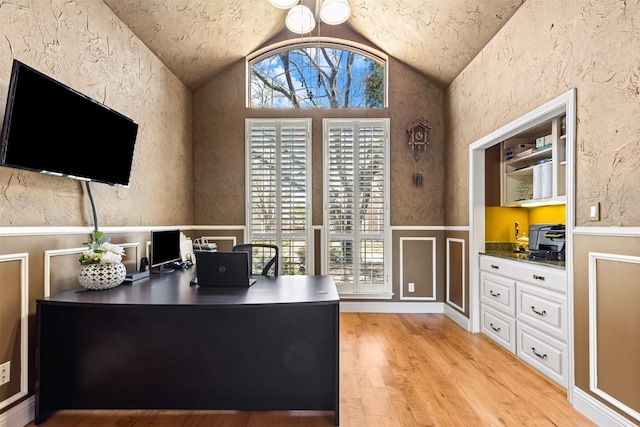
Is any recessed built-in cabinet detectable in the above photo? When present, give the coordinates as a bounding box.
[480,255,568,388]
[502,115,566,206]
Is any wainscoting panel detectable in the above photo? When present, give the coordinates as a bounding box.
[574,231,640,425]
[446,237,465,312]
[588,252,640,422]
[399,237,436,300]
[0,253,29,411]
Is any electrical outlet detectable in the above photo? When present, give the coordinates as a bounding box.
[0,361,10,386]
[408,282,415,292]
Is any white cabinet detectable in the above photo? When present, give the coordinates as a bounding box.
[517,322,568,387]
[501,115,566,206]
[480,255,568,388]
[481,293,517,354]
[480,272,515,316]
[516,282,567,341]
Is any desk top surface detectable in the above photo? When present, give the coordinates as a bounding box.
[38,270,340,307]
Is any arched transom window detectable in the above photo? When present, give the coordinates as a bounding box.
[249,41,386,108]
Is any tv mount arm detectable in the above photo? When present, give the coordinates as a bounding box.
[85,181,99,233]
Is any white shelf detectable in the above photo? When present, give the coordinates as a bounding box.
[501,115,566,207]
[505,147,552,169]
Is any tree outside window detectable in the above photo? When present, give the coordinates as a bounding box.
[250,43,385,108]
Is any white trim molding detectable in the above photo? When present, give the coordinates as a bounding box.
[573,387,638,427]
[340,301,444,313]
[43,247,86,297]
[574,226,640,237]
[588,251,640,422]
[446,237,466,313]
[119,242,143,269]
[444,304,470,330]
[0,396,34,427]
[0,253,29,412]
[199,236,238,249]
[44,242,142,296]
[399,237,436,301]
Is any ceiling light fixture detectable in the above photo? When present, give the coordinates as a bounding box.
[269,0,351,35]
[319,0,351,25]
[286,4,316,34]
[268,0,299,8]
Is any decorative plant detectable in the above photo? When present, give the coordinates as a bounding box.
[79,231,125,265]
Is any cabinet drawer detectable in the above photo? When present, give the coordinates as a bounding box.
[517,266,566,293]
[481,304,516,354]
[480,255,566,293]
[516,283,567,341]
[517,323,567,388]
[480,256,512,274]
[480,272,515,316]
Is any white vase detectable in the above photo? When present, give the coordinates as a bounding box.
[78,262,127,290]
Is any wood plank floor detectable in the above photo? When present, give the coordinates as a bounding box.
[26,313,595,427]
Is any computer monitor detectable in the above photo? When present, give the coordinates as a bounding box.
[150,229,181,273]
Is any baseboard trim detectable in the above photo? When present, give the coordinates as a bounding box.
[0,396,34,427]
[340,301,444,313]
[444,304,470,330]
[572,387,638,427]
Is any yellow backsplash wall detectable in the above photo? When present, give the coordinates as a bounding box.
[528,204,566,224]
[486,205,565,242]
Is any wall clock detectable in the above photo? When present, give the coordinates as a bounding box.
[406,117,431,187]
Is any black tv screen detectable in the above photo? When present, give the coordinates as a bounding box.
[0,60,138,186]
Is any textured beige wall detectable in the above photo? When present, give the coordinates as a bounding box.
[447,0,640,420]
[445,0,640,227]
[0,0,193,227]
[193,25,444,227]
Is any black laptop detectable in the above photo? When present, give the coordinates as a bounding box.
[194,251,257,287]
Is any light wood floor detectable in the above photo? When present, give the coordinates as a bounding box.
[26,313,595,427]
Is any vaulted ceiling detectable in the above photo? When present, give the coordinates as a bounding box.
[103,0,525,90]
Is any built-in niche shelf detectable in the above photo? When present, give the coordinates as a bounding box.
[501,115,566,207]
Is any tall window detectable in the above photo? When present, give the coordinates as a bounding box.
[249,41,386,108]
[323,119,390,296]
[245,119,312,275]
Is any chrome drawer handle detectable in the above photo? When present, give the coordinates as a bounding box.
[489,290,501,298]
[490,323,501,332]
[531,347,548,359]
[530,306,547,316]
[533,274,545,281]
[491,265,499,269]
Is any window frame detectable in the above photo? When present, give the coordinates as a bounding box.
[247,38,388,109]
[322,118,391,298]
[245,118,314,275]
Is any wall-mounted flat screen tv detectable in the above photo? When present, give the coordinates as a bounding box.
[0,60,139,186]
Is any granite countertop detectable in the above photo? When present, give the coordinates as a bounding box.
[482,242,565,269]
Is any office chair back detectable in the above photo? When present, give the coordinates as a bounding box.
[232,243,279,277]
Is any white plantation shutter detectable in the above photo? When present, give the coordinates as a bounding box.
[323,119,390,295]
[246,119,312,275]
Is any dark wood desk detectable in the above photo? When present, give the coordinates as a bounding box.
[35,271,340,425]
